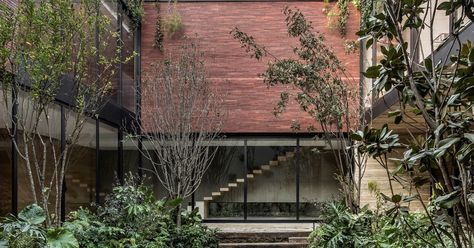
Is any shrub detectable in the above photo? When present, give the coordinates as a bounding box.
[309,201,452,248]
[1,177,218,248]
[0,204,79,248]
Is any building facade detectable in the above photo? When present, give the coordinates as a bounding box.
[0,0,385,222]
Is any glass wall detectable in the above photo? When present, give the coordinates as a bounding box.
[0,109,12,215]
[247,138,297,219]
[299,139,342,219]
[121,10,136,112]
[99,0,119,104]
[98,123,119,203]
[66,117,97,212]
[195,140,245,219]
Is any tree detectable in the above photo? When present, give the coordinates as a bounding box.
[0,0,119,226]
[231,7,368,212]
[357,0,474,245]
[130,43,224,226]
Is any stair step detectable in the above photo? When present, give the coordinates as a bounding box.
[261,165,271,170]
[79,183,88,188]
[228,183,238,187]
[219,242,308,247]
[286,152,295,158]
[236,178,245,183]
[246,174,254,179]
[212,192,222,196]
[220,187,229,192]
[72,179,80,183]
[278,156,287,162]
[204,196,213,201]
[269,160,278,166]
[288,237,308,243]
[253,169,262,174]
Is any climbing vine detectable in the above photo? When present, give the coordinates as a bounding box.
[327,0,349,36]
[153,3,164,50]
[124,0,144,31]
[360,0,374,28]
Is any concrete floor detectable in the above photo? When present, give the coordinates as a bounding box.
[204,223,317,233]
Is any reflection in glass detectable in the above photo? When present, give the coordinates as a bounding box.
[65,117,97,212]
[247,139,297,219]
[98,123,118,202]
[195,140,245,219]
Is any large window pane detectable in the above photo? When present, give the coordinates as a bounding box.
[247,138,297,219]
[299,138,342,219]
[99,0,119,104]
[195,140,245,220]
[121,11,136,112]
[65,117,97,212]
[98,123,118,202]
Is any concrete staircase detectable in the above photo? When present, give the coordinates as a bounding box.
[197,150,296,218]
[218,231,309,247]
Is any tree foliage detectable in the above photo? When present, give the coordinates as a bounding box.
[0,0,119,226]
[358,0,474,245]
[232,7,367,212]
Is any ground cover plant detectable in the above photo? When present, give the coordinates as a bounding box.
[0,176,218,248]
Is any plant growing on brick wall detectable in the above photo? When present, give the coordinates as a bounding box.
[128,42,225,226]
[231,7,368,213]
[153,3,164,50]
[124,0,144,31]
[357,0,474,244]
[0,0,119,227]
[163,0,184,37]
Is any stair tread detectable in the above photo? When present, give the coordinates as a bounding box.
[228,183,238,187]
[219,242,308,247]
[236,178,245,183]
[246,174,254,178]
[220,187,229,192]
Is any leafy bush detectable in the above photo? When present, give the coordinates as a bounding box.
[1,177,218,248]
[0,204,79,248]
[64,176,217,248]
[309,202,452,248]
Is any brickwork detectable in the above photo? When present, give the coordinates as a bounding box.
[141,2,360,133]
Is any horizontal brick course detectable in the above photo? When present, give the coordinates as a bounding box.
[141,2,360,133]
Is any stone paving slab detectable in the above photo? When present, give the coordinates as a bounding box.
[205,223,317,233]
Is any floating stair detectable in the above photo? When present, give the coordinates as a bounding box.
[199,149,298,218]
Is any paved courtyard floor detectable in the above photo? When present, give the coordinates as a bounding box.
[204,223,317,233]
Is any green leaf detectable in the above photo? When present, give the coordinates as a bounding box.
[392,194,402,203]
[464,133,474,143]
[435,137,460,158]
[18,204,46,225]
[47,229,79,248]
[434,190,460,209]
[363,65,381,78]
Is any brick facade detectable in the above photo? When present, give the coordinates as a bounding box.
[141,1,360,133]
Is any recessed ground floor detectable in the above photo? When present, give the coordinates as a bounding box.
[0,130,344,221]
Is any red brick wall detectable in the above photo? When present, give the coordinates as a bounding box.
[141,1,360,133]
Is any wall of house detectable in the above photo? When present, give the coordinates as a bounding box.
[141,1,360,133]
[359,149,431,211]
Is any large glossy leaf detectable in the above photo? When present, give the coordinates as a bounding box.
[434,190,461,209]
[46,228,79,248]
[18,204,46,225]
